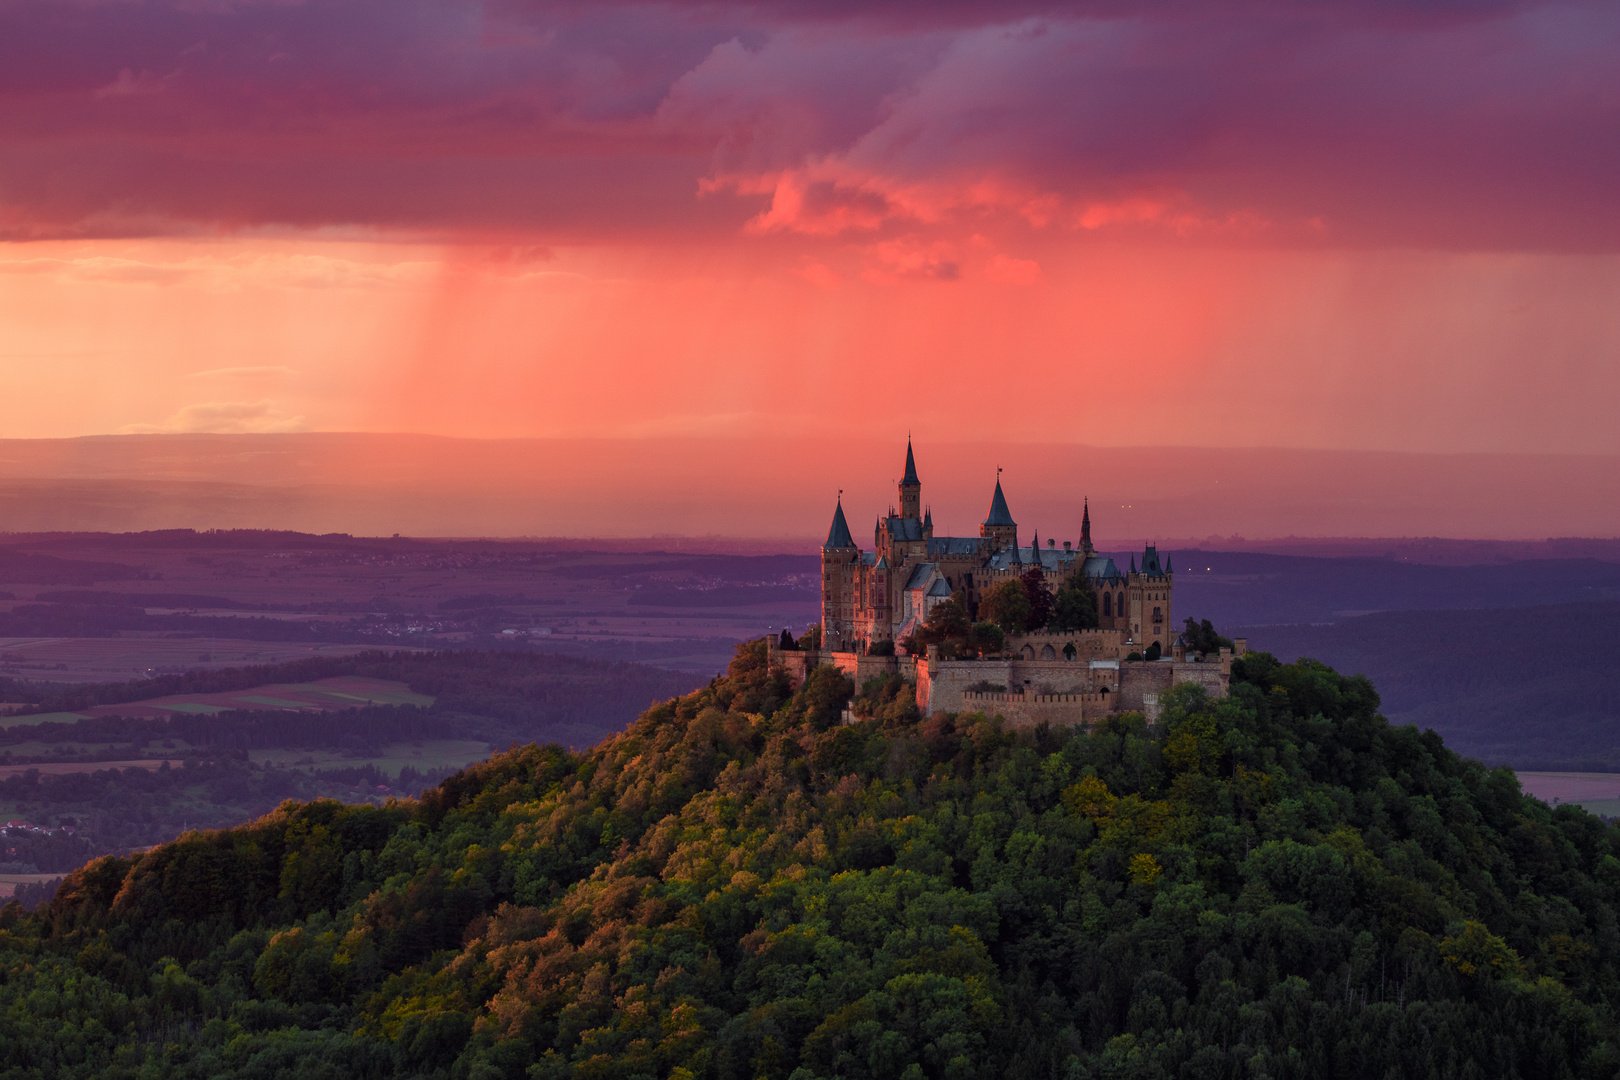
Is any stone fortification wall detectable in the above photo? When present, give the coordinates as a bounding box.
[1116,649,1233,721]
[918,649,1121,716]
[766,643,917,692]
[1003,628,1127,661]
[958,690,1106,728]
[768,638,1229,725]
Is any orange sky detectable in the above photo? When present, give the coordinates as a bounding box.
[2,0,1619,522]
[3,237,1618,456]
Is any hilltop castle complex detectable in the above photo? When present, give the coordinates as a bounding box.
[770,441,1239,725]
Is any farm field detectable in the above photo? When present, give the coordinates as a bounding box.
[249,739,493,778]
[1517,771,1620,812]
[0,634,387,684]
[0,675,433,726]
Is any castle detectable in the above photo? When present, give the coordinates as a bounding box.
[770,441,1240,725]
[821,440,1176,655]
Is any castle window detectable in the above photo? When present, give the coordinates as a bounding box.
[1102,593,1111,616]
[1152,606,1162,624]
[1116,592,1124,614]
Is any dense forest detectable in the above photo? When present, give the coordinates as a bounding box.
[3,643,1618,1078]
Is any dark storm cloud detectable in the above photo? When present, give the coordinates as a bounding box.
[0,0,1614,248]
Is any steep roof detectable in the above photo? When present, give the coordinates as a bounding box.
[927,537,982,557]
[1080,555,1121,581]
[927,578,953,597]
[886,517,926,542]
[902,440,920,485]
[1140,545,1167,577]
[824,500,855,549]
[904,562,936,590]
[984,478,1015,526]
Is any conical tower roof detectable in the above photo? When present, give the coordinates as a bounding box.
[984,477,1016,526]
[902,439,920,486]
[824,498,855,549]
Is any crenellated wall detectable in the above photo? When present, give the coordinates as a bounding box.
[768,638,1231,728]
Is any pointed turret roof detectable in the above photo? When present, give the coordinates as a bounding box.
[923,506,933,528]
[1130,554,1137,573]
[824,498,854,549]
[902,439,920,486]
[1031,529,1041,567]
[1080,498,1092,548]
[984,477,1015,526]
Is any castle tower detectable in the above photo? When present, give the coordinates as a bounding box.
[1124,544,1173,652]
[1080,498,1094,557]
[981,473,1018,553]
[821,496,858,650]
[899,439,921,521]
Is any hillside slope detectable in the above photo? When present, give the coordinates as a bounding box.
[3,644,1620,1078]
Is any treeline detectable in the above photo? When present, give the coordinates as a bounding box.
[0,757,459,855]
[1,644,1618,1077]
[0,649,701,735]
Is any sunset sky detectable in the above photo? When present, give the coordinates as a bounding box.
[2,0,1618,462]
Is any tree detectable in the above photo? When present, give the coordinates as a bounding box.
[978,580,1032,636]
[1020,568,1054,630]
[1144,641,1162,661]
[913,594,971,652]
[778,629,798,650]
[1182,617,1231,656]
[1050,576,1099,632]
[969,621,1005,656]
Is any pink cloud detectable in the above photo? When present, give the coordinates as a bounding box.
[0,0,1612,249]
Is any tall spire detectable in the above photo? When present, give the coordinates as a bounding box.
[898,438,921,520]
[984,474,1015,526]
[1080,497,1092,553]
[823,495,854,550]
[1031,529,1041,569]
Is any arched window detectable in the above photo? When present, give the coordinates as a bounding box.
[1041,644,1056,659]
[1102,592,1111,616]
[1116,592,1125,615]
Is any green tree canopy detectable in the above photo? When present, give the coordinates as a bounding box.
[1050,574,1099,632]
[3,641,1620,1079]
[978,578,1032,635]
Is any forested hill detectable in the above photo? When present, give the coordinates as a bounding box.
[5,647,1620,1079]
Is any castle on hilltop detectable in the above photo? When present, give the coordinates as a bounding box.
[820,440,1176,655]
[768,440,1240,726]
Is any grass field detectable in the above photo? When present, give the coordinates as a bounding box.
[0,676,433,729]
[0,872,62,888]
[0,636,387,684]
[250,739,491,777]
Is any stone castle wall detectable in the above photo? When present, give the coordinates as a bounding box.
[768,639,1233,727]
